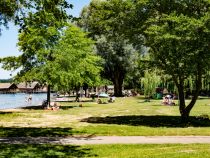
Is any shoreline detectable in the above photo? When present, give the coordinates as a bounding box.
[0,93,50,111]
[0,103,43,111]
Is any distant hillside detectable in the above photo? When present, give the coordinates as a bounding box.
[0,79,13,83]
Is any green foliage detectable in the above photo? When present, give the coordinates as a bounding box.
[1,0,71,83]
[0,0,18,33]
[0,0,72,34]
[1,1,101,96]
[0,78,12,83]
[144,0,210,81]
[79,0,135,38]
[141,69,161,98]
[79,0,143,96]
[140,0,210,119]
[96,35,137,80]
[49,24,102,91]
[95,35,139,96]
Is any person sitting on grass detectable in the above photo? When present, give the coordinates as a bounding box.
[97,99,102,104]
[42,101,60,110]
[162,96,169,105]
[108,96,115,103]
[50,102,60,110]
[162,95,175,106]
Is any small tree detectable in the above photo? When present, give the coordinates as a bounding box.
[141,69,160,101]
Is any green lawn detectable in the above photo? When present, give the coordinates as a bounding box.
[87,144,210,158]
[0,144,210,158]
[0,97,210,136]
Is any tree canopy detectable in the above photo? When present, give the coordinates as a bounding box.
[79,0,142,96]
[48,24,102,93]
[95,35,138,96]
[1,1,71,79]
[1,0,210,121]
[0,0,72,104]
[80,0,210,120]
[0,0,72,34]
[141,69,160,100]
[1,1,101,101]
[142,0,210,121]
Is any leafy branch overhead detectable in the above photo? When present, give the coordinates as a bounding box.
[0,0,73,34]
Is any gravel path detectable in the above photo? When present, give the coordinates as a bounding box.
[1,136,210,145]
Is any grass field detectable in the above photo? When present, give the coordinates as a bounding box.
[0,96,210,136]
[1,97,210,158]
[0,144,210,158]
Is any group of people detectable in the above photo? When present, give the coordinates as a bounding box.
[42,100,60,110]
[97,96,116,104]
[162,94,175,106]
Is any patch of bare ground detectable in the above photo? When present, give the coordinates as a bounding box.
[0,109,22,112]
[0,107,93,127]
[22,114,92,127]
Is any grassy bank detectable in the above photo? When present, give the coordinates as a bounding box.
[0,97,210,136]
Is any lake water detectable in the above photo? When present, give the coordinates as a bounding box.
[0,93,53,109]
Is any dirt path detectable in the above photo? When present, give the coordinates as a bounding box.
[1,136,210,145]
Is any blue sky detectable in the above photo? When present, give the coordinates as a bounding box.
[0,0,91,79]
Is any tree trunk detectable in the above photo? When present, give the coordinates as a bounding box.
[113,76,123,97]
[176,68,202,123]
[75,86,80,102]
[183,69,202,122]
[47,85,51,108]
[177,83,187,122]
[181,110,190,123]
[83,83,88,97]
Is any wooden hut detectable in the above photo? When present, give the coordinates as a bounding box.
[0,83,18,94]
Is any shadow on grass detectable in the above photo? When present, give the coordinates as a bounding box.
[56,99,93,103]
[21,105,43,110]
[21,105,77,110]
[0,111,13,114]
[0,144,96,158]
[0,127,79,137]
[81,115,210,127]
[59,105,79,110]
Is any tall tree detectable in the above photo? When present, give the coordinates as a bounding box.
[1,0,72,105]
[97,0,210,121]
[143,0,210,121]
[96,35,137,96]
[49,24,102,97]
[79,0,141,96]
